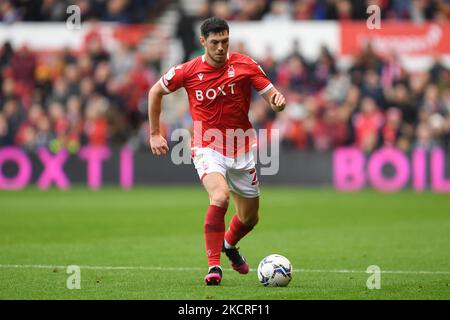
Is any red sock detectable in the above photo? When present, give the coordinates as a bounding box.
[204,205,227,267]
[224,214,254,247]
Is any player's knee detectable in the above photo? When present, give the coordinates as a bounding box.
[210,190,229,208]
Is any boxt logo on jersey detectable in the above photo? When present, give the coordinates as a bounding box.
[195,83,236,101]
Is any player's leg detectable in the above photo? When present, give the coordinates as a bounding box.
[222,167,260,274]
[192,148,230,285]
[203,172,230,208]
[226,192,259,245]
[202,172,229,285]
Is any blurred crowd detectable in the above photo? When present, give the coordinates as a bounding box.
[248,42,450,153]
[1,34,449,154]
[2,0,450,24]
[0,31,165,153]
[0,0,166,23]
[176,0,450,61]
[201,0,450,22]
[1,0,450,154]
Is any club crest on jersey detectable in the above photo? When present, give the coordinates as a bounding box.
[228,65,235,78]
[198,73,204,81]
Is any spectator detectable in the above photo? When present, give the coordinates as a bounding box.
[0,112,11,145]
[211,1,233,20]
[1,78,19,107]
[83,95,109,146]
[0,42,14,73]
[284,38,308,67]
[413,122,438,151]
[325,70,352,104]
[10,45,36,91]
[408,72,429,104]
[326,0,353,20]
[277,55,309,93]
[259,46,278,83]
[93,61,112,96]
[352,97,384,152]
[3,98,24,143]
[0,0,20,23]
[264,0,291,21]
[441,88,450,116]
[312,46,337,91]
[35,116,54,150]
[270,107,305,150]
[46,78,70,106]
[420,84,441,115]
[310,103,348,151]
[66,95,83,152]
[381,107,402,148]
[387,82,418,126]
[233,0,268,21]
[249,97,270,131]
[428,112,446,145]
[381,51,403,88]
[176,6,205,63]
[362,69,386,108]
[409,0,436,22]
[392,0,412,19]
[83,23,110,67]
[79,77,95,107]
[64,64,81,97]
[39,0,68,21]
[111,43,135,82]
[103,0,132,23]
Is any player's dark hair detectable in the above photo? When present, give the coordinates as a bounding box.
[200,17,229,38]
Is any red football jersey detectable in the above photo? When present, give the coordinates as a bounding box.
[159,52,273,157]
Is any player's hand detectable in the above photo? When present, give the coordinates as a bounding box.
[149,134,169,156]
[270,92,286,112]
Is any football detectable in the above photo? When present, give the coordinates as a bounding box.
[257,254,293,287]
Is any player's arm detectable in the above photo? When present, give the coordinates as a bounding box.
[261,87,286,112]
[247,55,286,112]
[148,81,169,155]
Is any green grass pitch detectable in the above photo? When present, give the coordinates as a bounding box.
[0,186,449,300]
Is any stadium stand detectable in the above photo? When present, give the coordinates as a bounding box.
[0,0,449,154]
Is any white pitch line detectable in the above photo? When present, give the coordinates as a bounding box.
[0,264,449,275]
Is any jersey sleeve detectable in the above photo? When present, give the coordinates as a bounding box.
[159,64,184,93]
[247,57,273,95]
